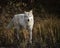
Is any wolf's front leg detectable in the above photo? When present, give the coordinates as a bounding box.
[28,29,32,44]
[26,29,32,48]
[30,30,32,44]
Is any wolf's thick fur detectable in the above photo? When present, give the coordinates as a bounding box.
[7,10,34,43]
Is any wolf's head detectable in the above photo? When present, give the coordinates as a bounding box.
[24,10,33,23]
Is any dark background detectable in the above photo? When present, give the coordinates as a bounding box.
[0,0,60,15]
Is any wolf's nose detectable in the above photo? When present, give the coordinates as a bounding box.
[27,19,29,22]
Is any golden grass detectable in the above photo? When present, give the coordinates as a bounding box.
[0,14,60,48]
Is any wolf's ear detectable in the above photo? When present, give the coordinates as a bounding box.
[30,10,32,13]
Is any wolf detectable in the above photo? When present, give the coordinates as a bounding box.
[7,10,34,44]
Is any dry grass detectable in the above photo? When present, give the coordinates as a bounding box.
[0,14,60,48]
[0,1,60,48]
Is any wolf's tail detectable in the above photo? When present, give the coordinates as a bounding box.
[6,18,14,29]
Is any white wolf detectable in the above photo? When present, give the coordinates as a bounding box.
[7,10,34,43]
